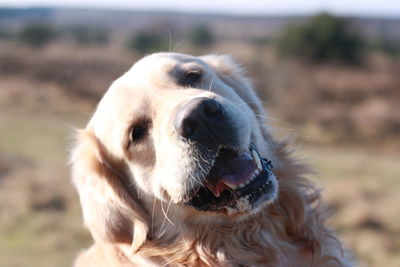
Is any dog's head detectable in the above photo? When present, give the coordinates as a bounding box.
[72,53,279,249]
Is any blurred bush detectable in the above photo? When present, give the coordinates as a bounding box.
[18,23,56,47]
[277,13,365,64]
[370,38,400,56]
[0,28,13,39]
[126,31,169,54]
[69,26,110,45]
[189,25,214,48]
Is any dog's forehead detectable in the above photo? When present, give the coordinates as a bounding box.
[136,52,205,69]
[101,53,210,109]
[123,53,206,86]
[99,54,194,101]
[88,53,208,148]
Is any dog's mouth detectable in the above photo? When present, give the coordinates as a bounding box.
[185,142,278,214]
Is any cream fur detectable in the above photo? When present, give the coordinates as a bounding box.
[71,53,354,266]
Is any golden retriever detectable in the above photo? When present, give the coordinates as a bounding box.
[71,53,353,266]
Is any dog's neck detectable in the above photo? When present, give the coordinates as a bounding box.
[118,205,315,266]
[132,181,320,265]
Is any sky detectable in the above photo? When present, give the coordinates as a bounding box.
[0,0,400,18]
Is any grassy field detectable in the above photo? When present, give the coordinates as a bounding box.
[0,42,399,267]
[303,146,400,266]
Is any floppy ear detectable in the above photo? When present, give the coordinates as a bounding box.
[71,129,149,252]
[201,54,274,143]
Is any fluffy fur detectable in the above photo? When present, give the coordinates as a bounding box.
[71,53,353,266]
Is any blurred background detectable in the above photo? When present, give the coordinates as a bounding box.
[0,1,399,266]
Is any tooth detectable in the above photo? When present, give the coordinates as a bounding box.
[216,146,221,156]
[252,149,262,170]
[225,183,238,190]
[251,169,260,180]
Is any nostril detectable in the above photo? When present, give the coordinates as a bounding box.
[180,118,197,137]
[175,98,225,141]
[204,100,221,117]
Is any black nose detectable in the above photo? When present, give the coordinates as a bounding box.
[175,97,228,144]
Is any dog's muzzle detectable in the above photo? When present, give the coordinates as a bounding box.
[174,97,278,214]
[184,142,278,214]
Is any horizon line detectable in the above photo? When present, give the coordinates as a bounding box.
[0,4,399,20]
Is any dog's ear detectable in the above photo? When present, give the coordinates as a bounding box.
[201,54,274,143]
[71,129,149,252]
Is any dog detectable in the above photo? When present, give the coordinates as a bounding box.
[71,53,353,266]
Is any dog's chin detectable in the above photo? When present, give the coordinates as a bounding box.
[184,142,279,216]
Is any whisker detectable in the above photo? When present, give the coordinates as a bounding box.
[253,114,268,119]
[151,196,157,237]
[237,101,263,107]
[148,86,164,99]
[240,109,296,128]
[157,189,167,238]
[157,228,166,239]
[173,42,182,53]
[263,116,296,126]
[192,157,208,184]
[198,153,211,165]
[208,71,216,92]
[166,28,172,53]
[165,198,174,223]
[160,190,174,226]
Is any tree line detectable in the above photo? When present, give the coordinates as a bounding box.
[1,13,398,64]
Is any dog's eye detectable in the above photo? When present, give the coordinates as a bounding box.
[181,71,202,87]
[130,125,148,143]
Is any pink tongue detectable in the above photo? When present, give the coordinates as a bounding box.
[205,151,257,197]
